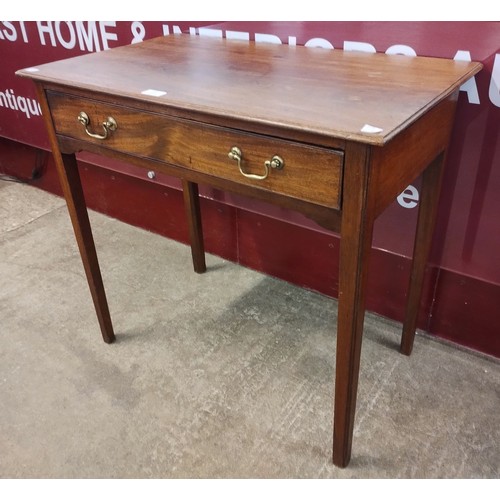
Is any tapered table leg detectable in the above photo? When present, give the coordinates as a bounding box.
[333,144,374,468]
[182,180,206,274]
[58,153,115,344]
[35,84,115,344]
[400,152,446,355]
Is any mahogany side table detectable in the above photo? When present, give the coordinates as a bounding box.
[17,35,482,467]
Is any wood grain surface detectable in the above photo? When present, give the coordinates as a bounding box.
[46,91,344,209]
[17,34,482,145]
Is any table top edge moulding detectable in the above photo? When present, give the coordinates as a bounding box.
[15,33,482,469]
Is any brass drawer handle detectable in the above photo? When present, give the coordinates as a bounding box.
[77,111,117,140]
[228,146,284,181]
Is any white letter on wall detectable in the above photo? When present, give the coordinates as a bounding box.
[488,53,500,107]
[343,41,376,53]
[454,50,480,105]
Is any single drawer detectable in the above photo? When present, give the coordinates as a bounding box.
[47,92,344,209]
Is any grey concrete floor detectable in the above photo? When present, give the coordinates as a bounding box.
[1,181,499,479]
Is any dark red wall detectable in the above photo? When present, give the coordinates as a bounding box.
[1,21,499,358]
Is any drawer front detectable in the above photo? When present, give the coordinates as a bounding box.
[47,92,344,209]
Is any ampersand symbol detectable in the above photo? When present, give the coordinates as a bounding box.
[131,22,146,44]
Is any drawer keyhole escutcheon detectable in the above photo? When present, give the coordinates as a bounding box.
[77,111,118,140]
[227,146,284,181]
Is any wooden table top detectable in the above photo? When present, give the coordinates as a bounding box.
[18,34,482,146]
